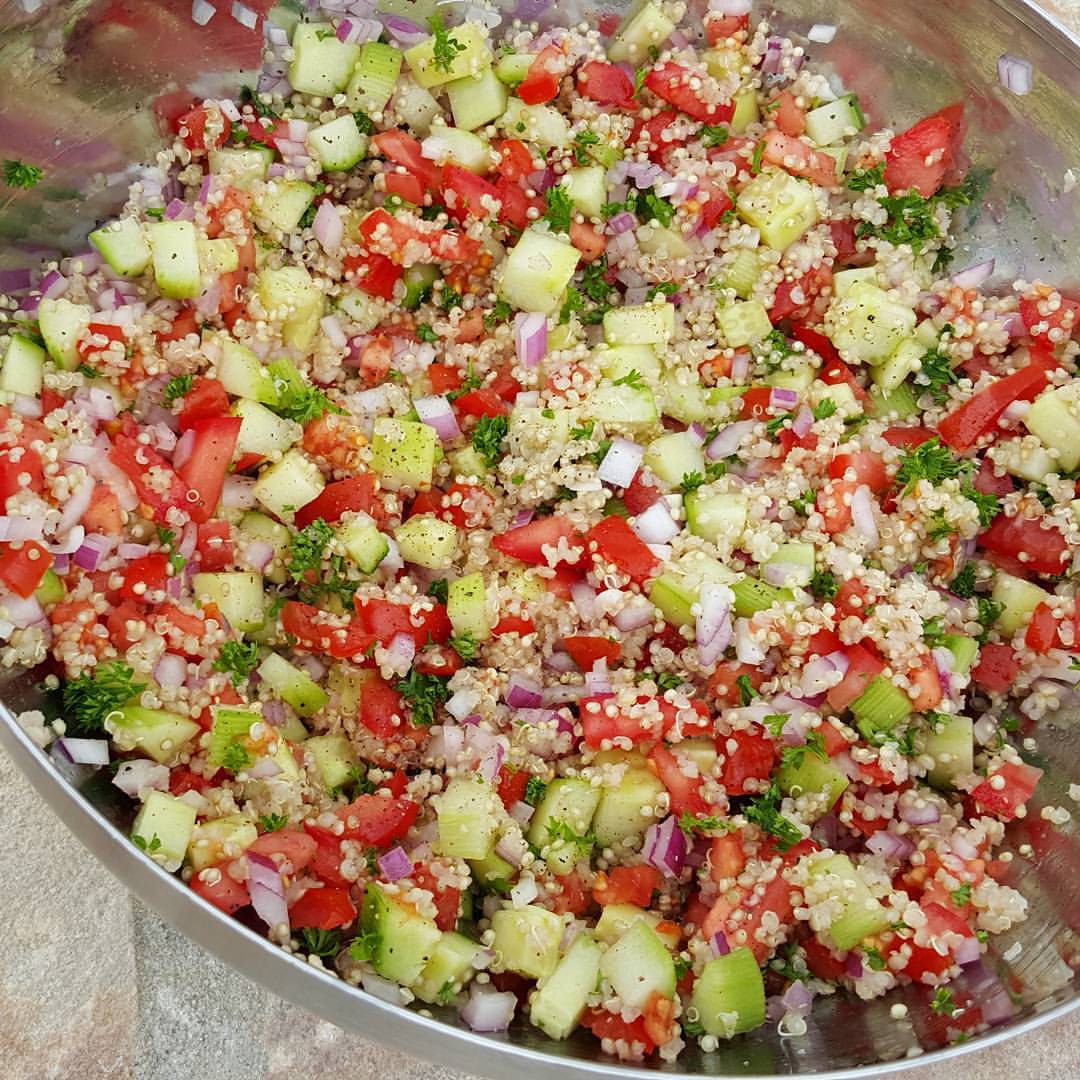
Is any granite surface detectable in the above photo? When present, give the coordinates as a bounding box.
[5,1,1080,1077]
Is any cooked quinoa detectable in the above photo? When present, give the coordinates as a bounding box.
[1,0,1076,1060]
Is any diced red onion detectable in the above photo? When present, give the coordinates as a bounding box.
[585,664,613,698]
[845,953,864,978]
[998,54,1033,95]
[113,759,170,797]
[514,311,547,367]
[850,484,879,549]
[173,428,196,471]
[244,539,275,571]
[2,591,44,629]
[707,421,753,460]
[769,387,799,411]
[509,800,534,826]
[951,259,994,289]
[951,935,981,966]
[10,394,40,419]
[607,211,637,236]
[570,580,597,623]
[377,845,413,882]
[164,198,193,221]
[807,23,836,43]
[506,675,543,709]
[445,687,479,721]
[413,395,462,442]
[614,599,655,632]
[0,515,44,543]
[980,983,1017,1025]
[643,814,687,878]
[697,582,734,666]
[710,929,731,956]
[545,650,577,673]
[932,646,957,700]
[230,1,257,28]
[687,421,707,446]
[154,652,188,688]
[763,561,809,589]
[735,617,766,664]
[899,799,942,826]
[761,38,784,76]
[194,279,222,319]
[46,524,86,556]
[222,475,257,509]
[73,533,112,571]
[385,631,417,676]
[597,437,644,489]
[178,522,198,560]
[631,499,679,545]
[510,875,537,905]
[247,756,282,780]
[246,851,289,930]
[312,200,343,254]
[782,979,813,1016]
[54,737,110,766]
[383,14,427,47]
[791,404,814,439]
[0,268,33,293]
[39,269,68,300]
[477,742,505,785]
[801,653,846,696]
[867,830,915,861]
[461,985,516,1032]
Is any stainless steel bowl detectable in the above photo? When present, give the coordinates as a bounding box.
[1,1,1078,1075]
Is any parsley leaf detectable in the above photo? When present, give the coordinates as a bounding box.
[132,833,162,854]
[472,413,508,468]
[220,741,253,773]
[300,928,342,959]
[288,518,335,582]
[213,640,260,687]
[448,631,477,661]
[863,946,887,971]
[927,508,956,542]
[273,381,342,425]
[951,562,977,598]
[629,188,675,227]
[428,14,466,72]
[961,483,1000,529]
[416,323,438,344]
[543,185,575,233]
[259,813,288,833]
[427,579,449,605]
[895,437,970,492]
[743,781,802,850]
[916,346,960,403]
[352,110,375,135]
[63,662,145,737]
[922,616,946,647]
[950,882,972,907]
[572,130,600,165]
[736,674,759,706]
[612,368,646,390]
[679,812,730,836]
[395,668,450,726]
[645,281,679,302]
[699,124,730,147]
[162,374,194,406]
[975,596,1003,644]
[546,818,596,856]
[749,139,765,176]
[847,163,884,191]
[779,731,828,770]
[813,398,837,421]
[349,928,381,963]
[931,987,958,1016]
[3,159,43,189]
[809,569,838,601]
[524,776,547,806]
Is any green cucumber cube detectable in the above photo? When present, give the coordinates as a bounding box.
[942,633,978,674]
[832,266,880,298]
[560,165,606,220]
[468,849,514,894]
[499,229,580,315]
[592,765,665,847]
[731,576,793,617]
[218,338,280,404]
[997,436,1058,484]
[872,337,924,391]
[530,931,602,1039]
[685,491,749,547]
[689,947,765,1037]
[776,750,850,811]
[436,777,499,859]
[414,931,483,1004]
[867,381,919,420]
[394,514,459,570]
[494,52,532,86]
[199,237,240,276]
[720,248,762,299]
[193,571,266,632]
[233,399,301,460]
[308,114,368,173]
[208,145,273,189]
[607,1,676,63]
[405,21,492,89]
[446,66,508,131]
[806,853,891,950]
[34,568,65,605]
[37,297,91,370]
[730,88,760,134]
[805,95,865,146]
[132,791,197,872]
[603,301,674,346]
[106,705,201,764]
[850,675,912,740]
[362,882,442,986]
[490,905,563,980]
[736,168,820,251]
[0,334,45,397]
[371,417,438,489]
[637,225,691,259]
[1024,382,1080,472]
[826,282,916,366]
[921,714,974,789]
[594,902,668,945]
[305,732,360,792]
[991,571,1050,636]
[421,126,492,173]
[346,41,403,113]
[717,299,774,348]
[447,571,491,642]
[600,918,675,1009]
[187,814,258,872]
[149,220,202,300]
[528,778,601,874]
[254,180,316,234]
[644,431,705,486]
[763,542,815,588]
[89,216,151,277]
[583,384,658,430]
[257,652,328,717]
[338,516,390,573]
[661,374,713,424]
[648,574,696,628]
[252,449,325,523]
[497,100,570,150]
[256,265,323,351]
[597,344,661,383]
[289,23,360,96]
[393,76,442,136]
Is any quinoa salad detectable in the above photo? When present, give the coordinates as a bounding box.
[1,0,1077,1062]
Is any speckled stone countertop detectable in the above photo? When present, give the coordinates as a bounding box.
[5,2,1080,1077]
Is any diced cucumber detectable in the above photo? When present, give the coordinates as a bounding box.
[89,216,151,277]
[560,165,606,220]
[233,399,301,460]
[497,100,570,150]
[661,373,714,424]
[597,344,660,383]
[437,777,499,859]
[394,515,458,570]
[256,265,323,351]
[305,731,360,791]
[649,574,696,628]
[530,931,602,1039]
[637,225,691,259]
[393,75,443,135]
[644,431,705,486]
[991,571,1050,636]
[289,23,361,96]
[766,362,815,392]
[685,491,749,547]
[528,778,601,874]
[149,220,201,300]
[594,903,677,947]
[763,542,815,588]
[1024,382,1080,472]
[583,384,658,430]
[371,416,438,490]
[207,706,260,770]
[603,301,674,346]
[729,89,760,134]
[942,633,978,674]
[600,918,675,1010]
[776,749,849,811]
[106,705,201,764]
[338,515,390,573]
[402,264,439,310]
[494,52,532,86]
[447,571,491,642]
[826,282,916,366]
[258,652,328,717]
[922,714,974,789]
[252,449,325,523]
[832,267,880,298]
[405,21,492,89]
[608,1,676,64]
[218,339,280,404]
[415,931,483,1004]
[736,168,820,251]
[689,948,766,1037]
[469,849,514,893]
[703,46,741,80]
[208,145,273,189]
[346,41,403,113]
[997,436,1058,484]
[499,229,580,315]
[199,237,240,277]
[254,180,316,234]
[806,853,891,950]
[867,380,919,420]
[308,114,368,173]
[187,814,258,872]
[362,882,442,986]
[421,126,492,173]
[447,444,491,481]
[592,765,665,847]
[446,66,508,131]
[850,675,911,741]
[731,575,793,617]
[721,248,762,299]
[872,338,923,392]
[37,297,91,370]
[805,95,865,146]
[491,905,563,980]
[193,571,266,632]
[0,334,44,397]
[34,568,65,605]
[132,791,197,872]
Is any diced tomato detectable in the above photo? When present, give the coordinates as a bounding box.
[882,425,935,448]
[169,765,213,796]
[0,540,52,598]
[569,220,607,262]
[717,726,775,795]
[971,643,1020,694]
[196,519,233,571]
[295,473,386,529]
[544,565,583,600]
[120,552,169,603]
[282,602,377,663]
[770,264,834,322]
[76,321,126,361]
[694,177,734,230]
[442,164,501,222]
[493,613,535,636]
[358,676,405,739]
[705,873,795,963]
[829,219,859,264]
[1025,602,1058,653]
[772,90,806,137]
[802,934,848,982]
[106,600,144,652]
[411,865,460,931]
[828,450,889,493]
[649,744,710,815]
[496,766,529,810]
[191,863,249,914]
[492,175,530,232]
[978,512,1068,576]
[488,366,523,403]
[587,515,659,584]
[288,885,356,931]
[384,169,424,205]
[356,597,452,647]
[177,416,241,524]
[492,514,582,566]
[938,350,1058,451]
[826,643,884,710]
[427,362,463,395]
[177,104,229,153]
[356,207,479,264]
[338,794,420,845]
[563,635,620,670]
[884,104,965,198]
[552,870,591,916]
[0,445,44,504]
[177,377,229,430]
[159,604,207,648]
[578,59,636,109]
[497,138,534,181]
[1019,291,1080,347]
[704,12,749,43]
[816,477,858,534]
[517,45,563,105]
[623,471,663,513]
[706,661,765,707]
[302,825,349,887]
[834,577,872,619]
[907,662,943,712]
[807,628,843,658]
[631,109,684,165]
[645,62,733,122]
[581,1009,656,1054]
[761,129,838,187]
[155,306,197,346]
[248,829,317,873]
[738,385,776,421]
[973,456,1014,497]
[708,833,747,882]
[592,865,661,908]
[343,250,403,300]
[109,434,189,522]
[370,130,443,191]
[413,643,463,677]
[453,386,508,418]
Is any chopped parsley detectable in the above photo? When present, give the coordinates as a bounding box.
[863,946,887,971]
[427,579,449,605]
[77,364,101,378]
[448,631,477,661]
[572,130,600,165]
[570,419,595,441]
[213,640,261,686]
[764,714,789,737]
[927,508,956,542]
[258,813,288,833]
[673,954,691,980]
[63,662,145,737]
[791,489,817,517]
[679,812,730,836]
[521,776,548,807]
[297,203,317,230]
[975,596,1004,644]
[916,346,960,403]
[220,742,253,773]
[699,124,730,147]
[950,882,972,907]
[809,569,838,601]
[922,616,946,647]
[931,987,958,1016]
[546,818,596,856]
[629,188,676,227]
[349,928,381,963]
[352,110,375,135]
[394,668,450,726]
[144,207,165,220]
[440,286,464,312]
[3,159,43,189]
[638,669,685,692]
[736,673,760,706]
[895,437,970,492]
[779,731,828,770]
[300,928,342,959]
[436,979,457,1005]
[847,163,884,191]
[813,398,838,421]
[428,14,465,72]
[951,561,977,598]
[162,374,194,406]
[273,380,343,426]
[483,299,512,328]
[132,833,162,854]
[612,368,647,391]
[472,413,509,468]
[961,484,1000,529]
[288,518,335,582]
[645,281,679,302]
[416,323,438,344]
[749,139,766,176]
[588,438,613,466]
[743,781,802,850]
[543,185,575,233]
